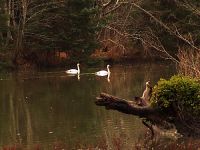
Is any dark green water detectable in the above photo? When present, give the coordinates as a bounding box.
[0,63,176,149]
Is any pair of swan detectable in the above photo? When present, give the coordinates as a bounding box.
[65,63,110,76]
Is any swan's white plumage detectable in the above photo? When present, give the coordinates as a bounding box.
[95,65,110,76]
[65,63,80,74]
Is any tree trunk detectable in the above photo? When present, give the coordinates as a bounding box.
[12,0,29,66]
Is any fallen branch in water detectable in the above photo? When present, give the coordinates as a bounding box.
[96,76,200,137]
[96,93,157,117]
[95,93,173,129]
[95,92,200,137]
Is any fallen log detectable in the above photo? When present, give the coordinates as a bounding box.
[95,93,174,129]
[95,92,200,137]
[95,76,200,137]
[95,93,157,117]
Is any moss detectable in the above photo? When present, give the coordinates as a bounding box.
[150,75,200,116]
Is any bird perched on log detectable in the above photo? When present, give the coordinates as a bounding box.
[142,81,152,101]
[135,81,152,106]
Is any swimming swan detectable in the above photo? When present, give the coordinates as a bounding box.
[65,63,80,75]
[95,65,110,76]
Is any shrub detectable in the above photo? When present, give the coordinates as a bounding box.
[150,75,200,117]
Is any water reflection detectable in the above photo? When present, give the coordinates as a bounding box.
[107,73,110,82]
[66,74,80,81]
[0,62,176,149]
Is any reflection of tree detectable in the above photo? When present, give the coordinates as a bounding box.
[100,111,145,149]
[9,92,18,144]
[0,78,20,145]
[9,79,33,149]
[0,76,34,148]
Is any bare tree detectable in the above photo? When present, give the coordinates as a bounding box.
[96,0,200,77]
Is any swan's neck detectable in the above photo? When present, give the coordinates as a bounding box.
[107,66,110,74]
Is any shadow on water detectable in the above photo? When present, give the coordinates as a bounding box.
[0,62,180,149]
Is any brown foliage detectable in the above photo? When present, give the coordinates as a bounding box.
[178,49,200,78]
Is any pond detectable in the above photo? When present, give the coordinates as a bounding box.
[0,62,176,149]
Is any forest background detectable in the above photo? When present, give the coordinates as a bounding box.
[0,0,199,77]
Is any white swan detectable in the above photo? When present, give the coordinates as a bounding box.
[95,65,110,76]
[65,63,80,75]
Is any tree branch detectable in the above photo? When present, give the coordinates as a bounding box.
[131,2,200,51]
[95,93,159,117]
